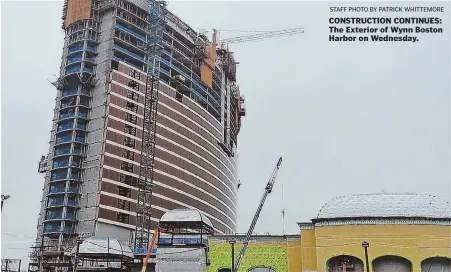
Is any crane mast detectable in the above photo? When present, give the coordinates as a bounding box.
[134,0,167,250]
[234,157,283,271]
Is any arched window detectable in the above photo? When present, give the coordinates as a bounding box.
[326,255,364,272]
[373,255,412,272]
[217,268,231,272]
[421,257,451,272]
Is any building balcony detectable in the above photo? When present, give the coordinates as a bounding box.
[113,44,145,62]
[66,56,96,67]
[116,23,146,42]
[50,171,68,181]
[53,148,83,158]
[61,88,91,98]
[112,56,143,71]
[66,56,83,65]
[56,123,74,132]
[68,46,84,55]
[58,112,88,121]
[55,136,72,145]
[48,186,80,195]
[65,65,95,76]
[46,200,65,208]
[60,102,90,110]
[44,214,76,221]
[68,35,99,47]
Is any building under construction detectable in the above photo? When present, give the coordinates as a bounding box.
[31,0,245,270]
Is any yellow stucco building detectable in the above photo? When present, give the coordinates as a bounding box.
[208,193,451,272]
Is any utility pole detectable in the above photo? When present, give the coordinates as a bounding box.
[229,239,236,272]
[362,241,370,272]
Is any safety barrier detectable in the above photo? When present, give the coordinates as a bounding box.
[55,135,72,144]
[113,44,145,62]
[116,23,146,42]
[51,171,68,181]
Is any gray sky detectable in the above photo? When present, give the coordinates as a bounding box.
[1,0,450,263]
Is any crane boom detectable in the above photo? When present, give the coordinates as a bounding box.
[234,157,283,271]
[219,27,304,45]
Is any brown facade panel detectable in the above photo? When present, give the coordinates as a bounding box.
[111,71,222,137]
[98,196,228,233]
[159,83,223,132]
[153,159,235,207]
[98,207,116,222]
[158,94,222,139]
[154,149,235,199]
[101,163,234,218]
[101,152,235,218]
[101,168,138,200]
[105,129,142,151]
[116,63,147,82]
[104,143,142,164]
[110,82,145,105]
[109,93,145,116]
[152,170,234,211]
[152,183,234,228]
[156,114,235,173]
[157,136,234,185]
[106,101,235,175]
[103,155,140,175]
[105,66,236,234]
[111,65,222,133]
[111,72,146,91]
[158,105,220,144]
[99,192,137,213]
[157,125,234,182]
[103,128,236,202]
[65,0,92,28]
[108,106,143,127]
[98,207,137,227]
[110,79,221,142]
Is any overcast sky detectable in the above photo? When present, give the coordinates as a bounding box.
[1,0,450,263]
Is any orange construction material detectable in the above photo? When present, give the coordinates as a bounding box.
[141,227,159,272]
[65,0,93,29]
[200,43,217,88]
[200,64,213,89]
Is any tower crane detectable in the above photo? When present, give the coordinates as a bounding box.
[217,26,304,46]
[234,157,283,272]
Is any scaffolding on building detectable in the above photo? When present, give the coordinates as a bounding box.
[1,259,22,272]
[133,0,167,254]
[71,237,134,272]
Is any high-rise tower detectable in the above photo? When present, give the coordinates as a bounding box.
[30,0,245,270]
